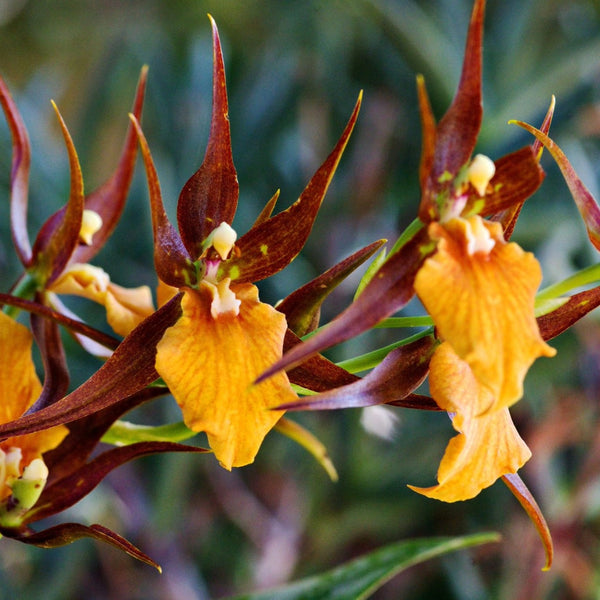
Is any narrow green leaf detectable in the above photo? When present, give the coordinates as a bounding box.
[225,532,500,600]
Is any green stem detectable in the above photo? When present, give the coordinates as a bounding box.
[2,272,39,317]
[536,263,600,301]
[387,218,424,256]
[101,420,196,445]
[336,328,433,374]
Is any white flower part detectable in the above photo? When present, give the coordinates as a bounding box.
[205,278,241,318]
[0,447,22,491]
[360,405,399,441]
[464,216,496,255]
[211,222,237,260]
[467,154,496,197]
[79,209,103,245]
[21,458,49,482]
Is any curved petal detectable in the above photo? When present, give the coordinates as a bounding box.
[408,342,531,502]
[30,103,84,286]
[226,93,362,283]
[415,216,555,412]
[177,16,238,257]
[155,284,295,469]
[49,264,154,337]
[73,67,148,264]
[0,75,32,265]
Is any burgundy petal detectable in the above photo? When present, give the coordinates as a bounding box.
[30,103,84,285]
[0,292,120,351]
[131,115,195,287]
[72,67,148,264]
[502,473,553,570]
[420,0,485,221]
[1,522,161,571]
[258,226,433,381]
[276,335,435,410]
[465,146,544,217]
[538,287,600,341]
[177,16,239,258]
[494,97,555,239]
[0,75,32,266]
[28,308,70,413]
[226,93,362,283]
[285,329,359,392]
[513,120,600,251]
[277,239,386,337]
[29,441,206,524]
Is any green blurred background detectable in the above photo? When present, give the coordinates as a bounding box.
[1,0,600,598]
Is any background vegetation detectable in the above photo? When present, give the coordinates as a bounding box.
[1,0,600,598]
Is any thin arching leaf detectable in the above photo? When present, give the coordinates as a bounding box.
[226,533,500,600]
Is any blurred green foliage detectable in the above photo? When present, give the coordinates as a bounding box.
[1,1,600,598]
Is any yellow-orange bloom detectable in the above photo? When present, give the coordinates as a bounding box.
[49,263,155,338]
[411,215,556,501]
[155,281,294,469]
[0,312,67,500]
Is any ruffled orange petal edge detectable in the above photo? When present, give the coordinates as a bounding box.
[415,215,555,415]
[409,342,531,502]
[155,283,296,470]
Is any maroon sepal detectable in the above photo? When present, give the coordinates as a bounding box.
[225,93,362,283]
[28,441,207,524]
[470,146,544,216]
[277,239,386,337]
[0,294,183,440]
[419,0,484,222]
[28,307,70,414]
[131,115,195,287]
[276,335,436,411]
[284,330,359,392]
[30,104,84,285]
[0,75,32,266]
[538,287,600,341]
[73,67,148,264]
[387,393,441,411]
[493,97,555,239]
[251,190,280,228]
[177,16,239,259]
[502,473,553,570]
[258,226,434,381]
[0,292,120,351]
[513,120,600,252]
[0,523,162,571]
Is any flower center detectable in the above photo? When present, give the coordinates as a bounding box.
[79,209,103,245]
[199,222,241,318]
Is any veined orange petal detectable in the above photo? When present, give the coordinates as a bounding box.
[49,263,154,337]
[409,342,531,502]
[0,312,42,422]
[415,215,555,413]
[155,284,294,469]
[0,313,67,498]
